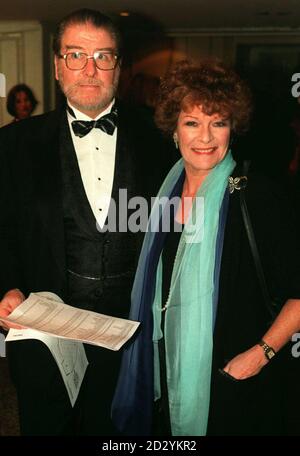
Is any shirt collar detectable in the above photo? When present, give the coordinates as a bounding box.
[67,99,115,121]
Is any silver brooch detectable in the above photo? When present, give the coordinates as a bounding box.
[228,176,248,194]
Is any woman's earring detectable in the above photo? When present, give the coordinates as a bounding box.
[173,133,178,149]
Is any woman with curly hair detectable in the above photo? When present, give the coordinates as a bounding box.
[112,60,300,436]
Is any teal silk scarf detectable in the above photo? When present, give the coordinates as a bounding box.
[111,151,236,435]
[152,151,236,435]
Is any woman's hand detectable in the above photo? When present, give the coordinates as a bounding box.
[222,345,269,380]
[0,288,25,330]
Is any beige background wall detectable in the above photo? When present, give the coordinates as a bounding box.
[0,22,299,125]
[0,21,43,126]
[131,30,300,77]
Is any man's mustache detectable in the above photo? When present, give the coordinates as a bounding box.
[74,79,103,87]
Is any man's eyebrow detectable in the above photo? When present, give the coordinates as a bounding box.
[64,45,116,52]
[64,45,85,50]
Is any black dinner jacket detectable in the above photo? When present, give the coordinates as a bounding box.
[0,101,172,301]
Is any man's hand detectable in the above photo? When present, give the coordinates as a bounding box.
[222,345,269,380]
[0,288,25,330]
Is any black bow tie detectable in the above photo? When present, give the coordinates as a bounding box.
[68,105,118,138]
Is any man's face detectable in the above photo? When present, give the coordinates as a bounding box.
[54,22,120,117]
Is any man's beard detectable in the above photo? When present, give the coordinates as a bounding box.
[58,73,119,113]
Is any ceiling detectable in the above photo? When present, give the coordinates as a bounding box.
[1,0,300,30]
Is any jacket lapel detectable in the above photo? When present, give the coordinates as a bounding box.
[32,110,66,284]
[212,164,245,366]
[59,111,98,236]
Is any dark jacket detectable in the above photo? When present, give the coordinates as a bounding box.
[208,166,300,435]
[0,102,174,300]
[0,101,176,435]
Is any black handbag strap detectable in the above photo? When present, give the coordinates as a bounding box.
[239,161,276,319]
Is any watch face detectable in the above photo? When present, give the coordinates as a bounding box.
[266,348,276,360]
[259,341,276,361]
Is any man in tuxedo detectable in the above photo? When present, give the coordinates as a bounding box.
[0,9,173,435]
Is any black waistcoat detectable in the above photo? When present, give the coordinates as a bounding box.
[59,114,139,318]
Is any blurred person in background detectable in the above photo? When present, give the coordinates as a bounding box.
[6,83,38,122]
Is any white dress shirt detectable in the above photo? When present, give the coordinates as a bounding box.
[67,100,117,229]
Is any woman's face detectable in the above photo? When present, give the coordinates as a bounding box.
[175,105,231,178]
[15,91,33,119]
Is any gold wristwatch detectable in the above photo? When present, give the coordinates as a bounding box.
[259,339,276,361]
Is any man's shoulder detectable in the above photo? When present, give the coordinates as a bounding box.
[116,100,178,195]
[0,110,62,139]
[117,100,157,130]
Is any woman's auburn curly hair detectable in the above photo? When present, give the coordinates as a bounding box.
[155,59,252,136]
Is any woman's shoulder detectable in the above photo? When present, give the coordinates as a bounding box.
[232,161,290,205]
[231,161,299,230]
